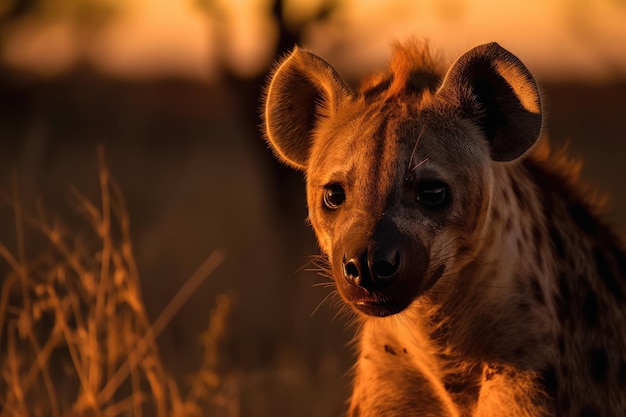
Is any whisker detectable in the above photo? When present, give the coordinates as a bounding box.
[411,157,429,172]
[312,282,336,289]
[302,267,325,272]
[296,254,331,274]
[311,290,338,317]
[331,302,354,324]
[408,124,427,171]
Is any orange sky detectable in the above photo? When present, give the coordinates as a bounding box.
[3,0,626,82]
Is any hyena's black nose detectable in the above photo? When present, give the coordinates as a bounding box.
[342,248,401,291]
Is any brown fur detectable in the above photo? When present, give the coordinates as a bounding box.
[262,40,626,416]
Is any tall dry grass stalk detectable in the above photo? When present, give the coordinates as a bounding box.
[0,149,230,417]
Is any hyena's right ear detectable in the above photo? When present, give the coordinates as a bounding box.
[263,47,351,170]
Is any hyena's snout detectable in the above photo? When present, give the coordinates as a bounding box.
[335,217,428,317]
[342,217,402,292]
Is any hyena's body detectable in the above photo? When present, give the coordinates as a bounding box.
[262,40,626,416]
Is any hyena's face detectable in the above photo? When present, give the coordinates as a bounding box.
[263,42,542,317]
[305,103,495,316]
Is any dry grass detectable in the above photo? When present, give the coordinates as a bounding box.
[0,150,230,417]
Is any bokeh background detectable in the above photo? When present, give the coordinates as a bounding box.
[1,1,625,416]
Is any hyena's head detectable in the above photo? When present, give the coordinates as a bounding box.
[262,41,542,317]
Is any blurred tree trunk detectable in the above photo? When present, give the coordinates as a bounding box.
[208,0,340,233]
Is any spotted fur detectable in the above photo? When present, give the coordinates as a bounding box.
[262,39,626,416]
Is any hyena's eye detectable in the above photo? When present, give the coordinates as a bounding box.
[417,180,449,208]
[323,184,346,209]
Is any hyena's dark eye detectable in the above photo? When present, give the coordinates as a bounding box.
[323,184,346,209]
[417,181,449,208]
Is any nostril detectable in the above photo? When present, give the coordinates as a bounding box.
[343,255,361,286]
[345,262,360,278]
[372,250,400,280]
[344,259,360,279]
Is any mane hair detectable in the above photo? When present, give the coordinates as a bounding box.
[359,38,444,99]
[523,139,626,253]
[527,140,608,217]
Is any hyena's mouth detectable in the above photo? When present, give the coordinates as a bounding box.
[352,296,413,317]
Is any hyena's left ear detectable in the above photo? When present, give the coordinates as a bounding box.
[436,42,543,162]
[263,47,351,170]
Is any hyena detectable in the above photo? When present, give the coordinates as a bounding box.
[261,40,626,416]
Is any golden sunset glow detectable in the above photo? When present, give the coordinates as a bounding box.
[2,0,625,81]
[90,0,214,80]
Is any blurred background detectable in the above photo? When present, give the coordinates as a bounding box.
[0,0,625,416]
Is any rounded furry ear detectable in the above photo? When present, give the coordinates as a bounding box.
[437,42,543,162]
[262,47,350,170]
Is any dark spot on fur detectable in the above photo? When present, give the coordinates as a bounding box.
[444,380,467,394]
[578,405,601,417]
[484,363,502,381]
[540,366,558,399]
[384,344,396,355]
[548,225,566,259]
[505,217,513,233]
[595,248,622,300]
[442,371,482,410]
[457,244,471,256]
[423,264,446,292]
[517,301,531,313]
[492,206,501,222]
[502,188,511,205]
[568,202,596,234]
[581,291,600,327]
[403,348,408,354]
[530,277,545,304]
[589,348,610,383]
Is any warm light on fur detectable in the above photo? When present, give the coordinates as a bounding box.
[262,39,626,416]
